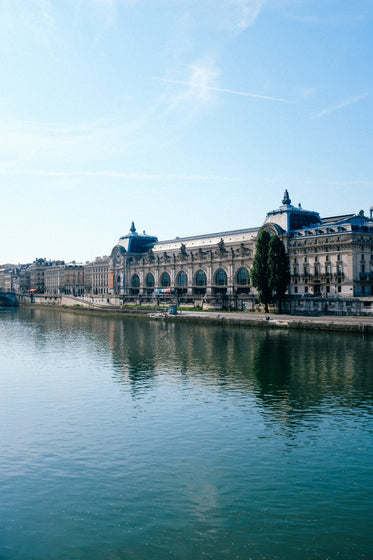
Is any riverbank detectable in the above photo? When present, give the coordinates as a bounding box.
[17,303,373,333]
[173,310,373,333]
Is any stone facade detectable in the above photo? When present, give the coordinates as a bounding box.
[84,256,110,295]
[3,191,373,311]
[262,192,373,298]
[109,227,256,307]
[44,263,85,295]
[0,265,13,292]
[107,190,373,305]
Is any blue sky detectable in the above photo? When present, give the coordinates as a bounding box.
[1,0,373,264]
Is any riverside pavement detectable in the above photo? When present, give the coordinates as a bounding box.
[172,310,373,333]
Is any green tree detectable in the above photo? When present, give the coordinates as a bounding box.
[251,230,272,313]
[268,235,290,313]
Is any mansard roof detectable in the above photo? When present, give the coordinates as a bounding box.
[154,227,259,252]
[263,190,322,234]
[321,211,372,228]
[321,214,355,225]
[117,222,158,254]
[110,195,373,259]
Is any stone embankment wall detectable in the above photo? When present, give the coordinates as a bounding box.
[14,294,373,334]
[282,297,373,317]
[171,312,373,334]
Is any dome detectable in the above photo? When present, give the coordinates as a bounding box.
[263,190,322,234]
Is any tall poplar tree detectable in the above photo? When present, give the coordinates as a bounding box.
[251,230,272,313]
[268,235,290,313]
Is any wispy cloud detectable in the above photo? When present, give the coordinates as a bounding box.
[154,66,290,105]
[90,0,120,25]
[285,13,367,25]
[227,0,266,29]
[0,0,57,47]
[310,90,373,120]
[165,60,221,109]
[0,116,148,166]
[0,168,240,182]
[155,76,289,103]
[295,85,325,100]
[299,178,373,188]
[88,0,265,30]
[154,59,222,118]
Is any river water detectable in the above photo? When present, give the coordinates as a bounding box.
[1,307,372,560]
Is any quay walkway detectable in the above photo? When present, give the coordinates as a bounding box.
[16,296,373,333]
[171,310,373,333]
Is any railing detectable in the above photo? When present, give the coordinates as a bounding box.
[360,272,373,281]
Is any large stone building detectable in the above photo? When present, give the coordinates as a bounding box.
[109,223,255,305]
[263,191,373,298]
[3,191,372,313]
[106,190,373,306]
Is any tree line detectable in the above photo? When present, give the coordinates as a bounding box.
[251,230,290,313]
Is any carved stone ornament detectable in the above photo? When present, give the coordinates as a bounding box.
[239,243,250,257]
[214,238,227,258]
[282,189,291,205]
[146,249,156,263]
[177,243,189,261]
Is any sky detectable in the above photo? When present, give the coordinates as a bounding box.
[1,0,373,264]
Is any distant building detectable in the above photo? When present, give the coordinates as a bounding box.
[44,262,84,296]
[28,258,51,293]
[0,265,14,292]
[84,256,110,296]
[64,263,85,296]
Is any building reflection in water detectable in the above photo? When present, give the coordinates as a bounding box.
[19,308,373,428]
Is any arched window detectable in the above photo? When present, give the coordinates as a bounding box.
[236,268,250,286]
[161,272,171,287]
[146,273,154,288]
[195,270,207,286]
[176,271,188,295]
[176,271,188,287]
[131,274,140,288]
[215,269,227,286]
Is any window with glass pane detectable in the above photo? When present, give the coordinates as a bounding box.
[131,274,140,288]
[177,271,188,287]
[161,272,171,287]
[195,270,207,286]
[146,273,154,287]
[215,269,227,286]
[236,268,249,285]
